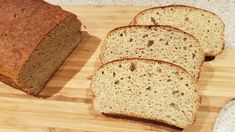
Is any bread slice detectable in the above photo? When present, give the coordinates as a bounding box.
[133,5,225,57]
[91,58,200,128]
[100,25,204,80]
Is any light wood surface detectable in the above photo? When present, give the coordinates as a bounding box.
[0,6,235,132]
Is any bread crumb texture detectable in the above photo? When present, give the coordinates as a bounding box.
[91,59,199,128]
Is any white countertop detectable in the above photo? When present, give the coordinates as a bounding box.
[45,0,235,48]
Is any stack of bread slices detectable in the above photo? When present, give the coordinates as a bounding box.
[91,5,224,128]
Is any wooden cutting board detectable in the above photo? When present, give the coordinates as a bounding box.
[0,6,234,132]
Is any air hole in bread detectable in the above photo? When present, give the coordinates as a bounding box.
[185,84,189,86]
[13,14,17,18]
[181,93,184,96]
[21,8,25,12]
[184,17,189,21]
[214,23,217,25]
[192,53,196,59]
[159,38,163,41]
[174,71,179,75]
[114,80,119,84]
[120,77,124,80]
[120,33,123,37]
[201,14,204,16]
[147,40,154,47]
[113,72,116,77]
[183,37,187,41]
[165,41,169,46]
[166,115,171,118]
[150,17,158,25]
[146,87,151,90]
[180,77,183,80]
[170,103,175,107]
[129,38,133,42]
[207,30,210,32]
[173,90,179,95]
[143,34,148,38]
[183,46,187,50]
[130,63,137,72]
[167,79,172,82]
[208,20,210,23]
[157,69,162,73]
[118,64,122,68]
[154,91,157,93]
[101,71,104,75]
[4,34,8,36]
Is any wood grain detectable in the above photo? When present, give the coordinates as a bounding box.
[0,6,234,132]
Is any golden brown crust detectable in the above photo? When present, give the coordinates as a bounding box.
[132,4,225,57]
[91,58,200,128]
[0,0,76,94]
[99,25,205,81]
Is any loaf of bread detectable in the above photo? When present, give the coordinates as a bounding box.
[100,25,204,80]
[133,5,225,57]
[0,0,81,95]
[91,58,200,128]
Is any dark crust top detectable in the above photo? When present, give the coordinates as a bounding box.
[0,0,75,83]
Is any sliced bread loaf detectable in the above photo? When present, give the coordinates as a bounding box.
[133,5,225,57]
[0,0,81,95]
[91,58,200,128]
[100,25,204,80]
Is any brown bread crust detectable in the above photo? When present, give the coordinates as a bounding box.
[0,0,77,94]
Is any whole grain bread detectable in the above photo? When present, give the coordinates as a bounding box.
[91,58,200,128]
[133,5,225,57]
[100,25,204,80]
[0,0,81,95]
